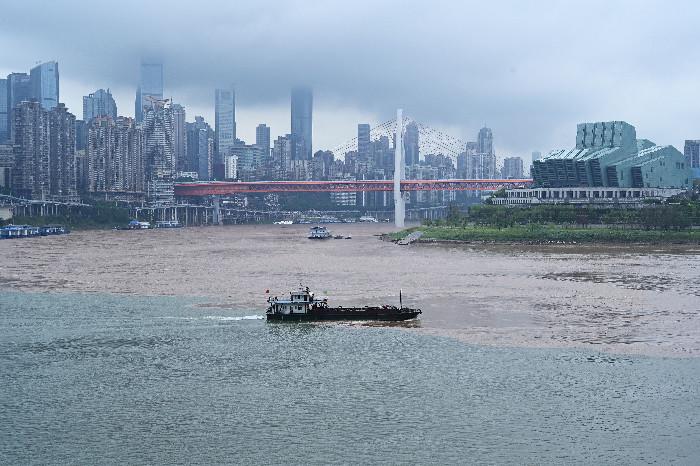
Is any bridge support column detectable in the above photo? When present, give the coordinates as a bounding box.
[212,196,222,225]
[394,108,405,228]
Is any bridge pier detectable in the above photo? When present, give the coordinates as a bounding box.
[394,108,405,228]
[212,196,222,225]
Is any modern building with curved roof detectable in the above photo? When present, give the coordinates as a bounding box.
[532,121,691,189]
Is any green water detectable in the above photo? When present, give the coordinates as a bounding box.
[1,291,698,464]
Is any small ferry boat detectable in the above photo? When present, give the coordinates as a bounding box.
[308,226,331,239]
[266,286,422,321]
[127,220,151,230]
[155,220,182,228]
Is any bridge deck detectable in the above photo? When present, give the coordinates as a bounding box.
[174,179,532,196]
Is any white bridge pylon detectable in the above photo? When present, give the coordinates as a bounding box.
[394,108,406,228]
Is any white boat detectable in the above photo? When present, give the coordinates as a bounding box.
[308,226,332,239]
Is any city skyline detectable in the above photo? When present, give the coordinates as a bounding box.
[2,0,699,160]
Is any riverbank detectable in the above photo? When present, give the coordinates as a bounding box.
[388,225,700,244]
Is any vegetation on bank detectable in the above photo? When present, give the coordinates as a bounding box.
[390,201,700,244]
[5,202,131,230]
[390,224,700,244]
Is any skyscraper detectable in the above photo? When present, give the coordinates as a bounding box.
[0,79,7,142]
[48,103,77,200]
[135,62,163,123]
[142,99,174,205]
[404,122,419,166]
[6,73,31,141]
[171,103,187,171]
[12,100,77,200]
[187,116,213,181]
[29,61,59,111]
[83,89,117,122]
[215,89,236,162]
[501,156,524,179]
[12,101,50,199]
[255,123,271,156]
[357,124,370,161]
[290,87,312,160]
[684,140,700,169]
[477,127,493,155]
[87,116,143,193]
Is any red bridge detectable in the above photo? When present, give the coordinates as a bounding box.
[174,179,533,196]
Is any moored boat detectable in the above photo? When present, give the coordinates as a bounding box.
[308,226,332,239]
[266,286,422,321]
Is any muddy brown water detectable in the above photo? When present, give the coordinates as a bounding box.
[2,223,699,356]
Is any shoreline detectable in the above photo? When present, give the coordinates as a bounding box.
[386,225,700,246]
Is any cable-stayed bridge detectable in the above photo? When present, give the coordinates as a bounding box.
[175,110,532,226]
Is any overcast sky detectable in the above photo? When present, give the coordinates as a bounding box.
[2,0,699,162]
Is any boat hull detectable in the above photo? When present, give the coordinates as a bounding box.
[266,307,421,322]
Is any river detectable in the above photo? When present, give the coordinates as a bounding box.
[1,224,699,463]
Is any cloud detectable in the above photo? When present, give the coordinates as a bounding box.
[1,0,699,160]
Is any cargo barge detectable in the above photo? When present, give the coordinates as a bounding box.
[266,286,421,321]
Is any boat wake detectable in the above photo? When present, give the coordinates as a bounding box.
[203,315,265,321]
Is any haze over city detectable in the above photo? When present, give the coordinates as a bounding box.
[2,0,699,159]
[2,2,700,464]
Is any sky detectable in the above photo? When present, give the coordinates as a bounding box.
[1,0,699,163]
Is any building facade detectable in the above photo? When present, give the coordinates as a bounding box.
[171,104,187,172]
[532,121,691,189]
[142,100,174,205]
[12,100,77,200]
[135,62,163,123]
[0,79,7,142]
[291,87,312,160]
[404,122,419,166]
[186,116,213,181]
[48,103,77,200]
[30,61,59,111]
[83,89,117,122]
[86,116,144,194]
[684,140,700,179]
[6,73,31,142]
[357,124,370,161]
[255,123,270,157]
[215,88,236,163]
[502,156,524,179]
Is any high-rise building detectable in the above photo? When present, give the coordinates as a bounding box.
[255,123,271,157]
[224,154,238,180]
[83,89,117,122]
[75,119,87,151]
[684,140,700,169]
[501,156,524,179]
[0,144,13,190]
[142,99,174,205]
[477,127,493,155]
[87,116,144,194]
[0,79,7,142]
[48,103,77,200]
[187,116,213,181]
[171,104,187,171]
[532,151,542,162]
[12,100,77,200]
[29,61,59,111]
[272,134,293,179]
[685,140,700,179]
[404,122,419,166]
[357,124,370,161]
[12,101,50,199]
[6,73,31,141]
[135,62,163,123]
[290,87,312,160]
[215,89,236,162]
